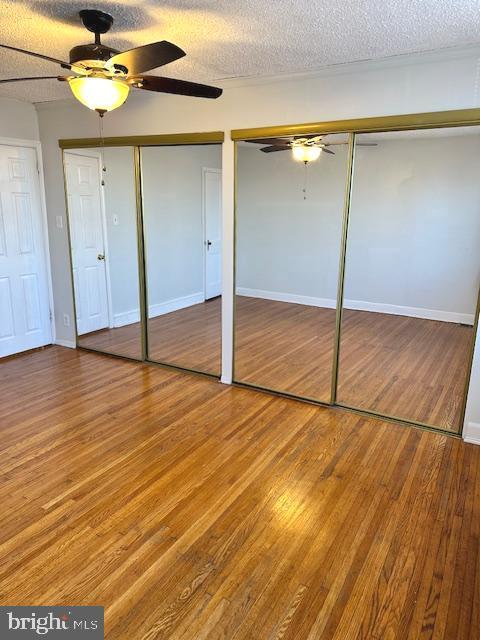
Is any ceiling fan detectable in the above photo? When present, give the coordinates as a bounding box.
[0,9,223,115]
[246,135,377,163]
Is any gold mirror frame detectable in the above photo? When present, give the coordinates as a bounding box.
[231,108,480,437]
[58,109,480,436]
[60,131,224,379]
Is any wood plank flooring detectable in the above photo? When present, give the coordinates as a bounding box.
[78,297,473,432]
[1,346,479,639]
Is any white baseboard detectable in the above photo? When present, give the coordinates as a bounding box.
[345,299,474,325]
[463,422,480,445]
[149,292,205,318]
[54,339,76,349]
[113,292,205,328]
[236,288,474,325]
[236,288,336,309]
[113,309,140,328]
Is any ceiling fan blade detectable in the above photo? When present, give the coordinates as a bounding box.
[0,44,71,69]
[322,147,335,155]
[108,41,185,75]
[322,141,378,147]
[246,138,292,146]
[130,75,222,99]
[260,145,291,153]
[0,76,61,84]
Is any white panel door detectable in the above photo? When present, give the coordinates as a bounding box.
[65,152,109,335]
[0,145,52,357]
[203,168,222,299]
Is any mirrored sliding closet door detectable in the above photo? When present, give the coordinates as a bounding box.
[64,146,142,359]
[141,144,222,376]
[337,126,480,432]
[234,133,351,401]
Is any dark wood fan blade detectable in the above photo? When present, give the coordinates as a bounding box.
[0,76,60,84]
[246,138,292,146]
[323,141,378,147]
[108,41,185,75]
[0,44,71,69]
[260,145,291,153]
[322,147,335,155]
[130,75,222,99]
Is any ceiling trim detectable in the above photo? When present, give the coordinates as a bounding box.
[231,107,480,140]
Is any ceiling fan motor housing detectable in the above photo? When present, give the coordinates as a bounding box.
[70,10,120,69]
[69,43,120,66]
[79,9,114,35]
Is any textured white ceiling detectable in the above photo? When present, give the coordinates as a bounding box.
[1,0,480,103]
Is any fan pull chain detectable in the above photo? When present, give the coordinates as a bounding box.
[303,160,308,200]
[98,113,107,186]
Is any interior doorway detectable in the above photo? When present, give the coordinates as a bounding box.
[0,143,52,357]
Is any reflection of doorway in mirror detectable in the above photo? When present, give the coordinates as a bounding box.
[202,167,222,300]
[64,151,111,335]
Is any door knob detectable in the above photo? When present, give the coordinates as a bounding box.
[207,240,212,249]
[97,253,105,261]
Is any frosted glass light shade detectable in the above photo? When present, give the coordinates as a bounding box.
[292,145,322,162]
[69,76,130,113]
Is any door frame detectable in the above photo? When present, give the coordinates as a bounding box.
[63,149,114,332]
[202,166,222,301]
[0,136,55,347]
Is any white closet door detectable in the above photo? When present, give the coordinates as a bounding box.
[65,152,109,336]
[0,145,52,357]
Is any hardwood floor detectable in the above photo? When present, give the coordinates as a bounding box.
[1,346,479,639]
[78,296,473,432]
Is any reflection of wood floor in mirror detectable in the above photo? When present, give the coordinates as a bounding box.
[79,297,222,374]
[80,296,473,433]
[235,299,472,433]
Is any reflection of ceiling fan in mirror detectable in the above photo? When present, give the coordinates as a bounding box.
[246,135,377,163]
[0,9,223,115]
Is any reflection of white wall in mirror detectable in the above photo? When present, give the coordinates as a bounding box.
[345,135,480,322]
[237,143,347,303]
[102,147,139,326]
[236,134,480,324]
[141,145,222,319]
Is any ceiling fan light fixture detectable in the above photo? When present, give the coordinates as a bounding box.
[68,76,130,113]
[292,145,322,163]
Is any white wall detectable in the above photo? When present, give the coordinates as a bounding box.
[0,97,39,140]
[237,133,480,325]
[142,145,222,312]
[102,147,139,321]
[34,45,480,433]
[345,134,480,321]
[236,142,347,301]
